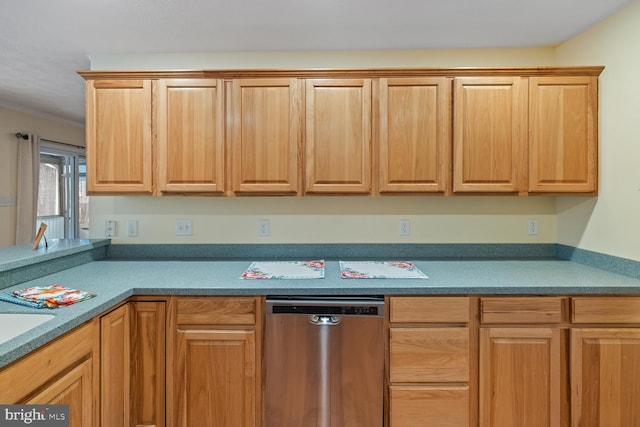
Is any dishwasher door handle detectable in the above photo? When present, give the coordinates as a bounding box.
[309,315,341,325]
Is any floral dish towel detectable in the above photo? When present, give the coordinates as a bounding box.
[0,284,96,309]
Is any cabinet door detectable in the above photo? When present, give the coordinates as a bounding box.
[101,302,166,427]
[157,78,225,194]
[173,329,257,427]
[453,77,527,193]
[529,76,598,193]
[131,302,166,427]
[571,328,640,427]
[379,77,451,193]
[305,78,372,193]
[101,304,131,427]
[25,358,95,427]
[232,78,301,194]
[85,79,153,193]
[480,327,564,427]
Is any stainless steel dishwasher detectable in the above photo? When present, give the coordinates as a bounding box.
[265,296,385,427]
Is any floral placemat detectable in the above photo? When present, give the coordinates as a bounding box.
[339,261,428,279]
[240,260,325,279]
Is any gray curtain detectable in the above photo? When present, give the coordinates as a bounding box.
[15,134,40,245]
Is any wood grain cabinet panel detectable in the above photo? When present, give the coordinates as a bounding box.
[0,320,99,427]
[453,76,527,193]
[378,77,451,193]
[101,301,166,427]
[480,327,564,427]
[390,296,470,323]
[156,78,225,194]
[388,296,473,427]
[173,329,257,427]
[390,385,470,427]
[305,78,372,194]
[572,297,640,323]
[25,358,95,427]
[529,76,598,193]
[85,79,153,193]
[390,327,469,382]
[232,78,301,194]
[168,296,262,427]
[481,297,564,324]
[571,328,640,427]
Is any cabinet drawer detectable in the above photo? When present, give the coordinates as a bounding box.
[390,385,469,427]
[390,297,469,323]
[572,297,640,323]
[390,327,469,382]
[481,297,563,324]
[176,297,257,325]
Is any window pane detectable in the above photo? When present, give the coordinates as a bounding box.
[37,161,61,216]
[78,157,90,238]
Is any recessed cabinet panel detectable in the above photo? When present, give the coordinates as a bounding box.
[173,329,256,427]
[232,78,301,194]
[379,77,451,193]
[305,79,372,193]
[453,77,527,193]
[571,328,640,427]
[529,76,598,193]
[86,79,152,193]
[480,327,563,427]
[157,78,225,194]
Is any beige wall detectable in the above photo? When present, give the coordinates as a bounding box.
[89,48,559,245]
[0,107,85,247]
[555,0,640,261]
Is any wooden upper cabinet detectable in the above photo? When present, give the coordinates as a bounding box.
[453,77,527,193]
[156,78,225,194]
[85,79,153,194]
[305,78,372,194]
[232,78,301,195]
[529,76,598,193]
[379,77,451,194]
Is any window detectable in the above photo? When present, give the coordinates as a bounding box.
[37,141,88,239]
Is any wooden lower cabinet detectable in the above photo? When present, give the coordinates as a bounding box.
[0,320,99,427]
[571,328,640,426]
[388,296,473,427]
[101,300,166,427]
[480,327,565,427]
[173,328,256,427]
[167,296,262,427]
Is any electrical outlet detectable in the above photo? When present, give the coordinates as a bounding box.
[127,220,138,237]
[105,220,116,238]
[258,219,270,237]
[175,219,193,236]
[527,219,539,236]
[399,219,410,236]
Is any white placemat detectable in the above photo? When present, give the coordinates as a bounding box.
[340,261,428,279]
[240,260,325,279]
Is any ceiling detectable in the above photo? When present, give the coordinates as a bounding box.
[0,0,634,127]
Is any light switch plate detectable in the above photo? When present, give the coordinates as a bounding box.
[127,220,138,237]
